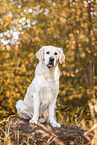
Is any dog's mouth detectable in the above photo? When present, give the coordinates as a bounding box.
[46,63,54,68]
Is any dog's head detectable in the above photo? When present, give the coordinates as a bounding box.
[36,46,65,68]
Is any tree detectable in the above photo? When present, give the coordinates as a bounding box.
[0,0,97,126]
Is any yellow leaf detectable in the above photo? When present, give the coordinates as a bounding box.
[71,74,75,77]
[28,39,31,44]
[66,72,70,77]
[75,69,79,74]
[94,86,97,90]
[4,22,9,27]
[62,71,66,76]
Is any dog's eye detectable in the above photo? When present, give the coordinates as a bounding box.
[46,51,50,54]
[54,52,58,55]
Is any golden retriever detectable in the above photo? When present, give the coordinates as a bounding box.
[16,46,65,127]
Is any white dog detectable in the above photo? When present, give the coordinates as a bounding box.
[16,46,65,127]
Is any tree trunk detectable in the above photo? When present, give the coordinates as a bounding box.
[88,2,93,90]
[0,118,93,145]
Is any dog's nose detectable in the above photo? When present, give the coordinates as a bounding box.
[50,57,54,62]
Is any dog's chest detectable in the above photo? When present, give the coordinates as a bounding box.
[39,78,58,104]
[40,87,55,109]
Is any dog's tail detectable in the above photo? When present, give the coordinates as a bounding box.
[16,100,23,110]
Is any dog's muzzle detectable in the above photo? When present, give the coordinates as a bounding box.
[46,57,54,68]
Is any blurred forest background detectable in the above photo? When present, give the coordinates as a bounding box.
[0,0,97,129]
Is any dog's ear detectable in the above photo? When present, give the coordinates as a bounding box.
[36,46,44,62]
[57,48,65,64]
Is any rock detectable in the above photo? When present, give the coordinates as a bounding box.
[0,118,92,145]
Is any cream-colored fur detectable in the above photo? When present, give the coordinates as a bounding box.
[16,46,65,127]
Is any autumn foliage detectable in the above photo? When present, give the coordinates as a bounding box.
[0,0,97,128]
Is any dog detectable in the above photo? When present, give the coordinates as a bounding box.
[16,46,65,127]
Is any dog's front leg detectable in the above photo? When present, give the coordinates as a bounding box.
[29,93,40,124]
[48,98,61,128]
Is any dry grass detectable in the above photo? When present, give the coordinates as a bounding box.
[83,99,97,145]
[0,115,15,145]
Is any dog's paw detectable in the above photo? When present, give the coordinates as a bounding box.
[29,118,37,124]
[51,122,61,128]
[39,118,46,123]
[49,119,61,128]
